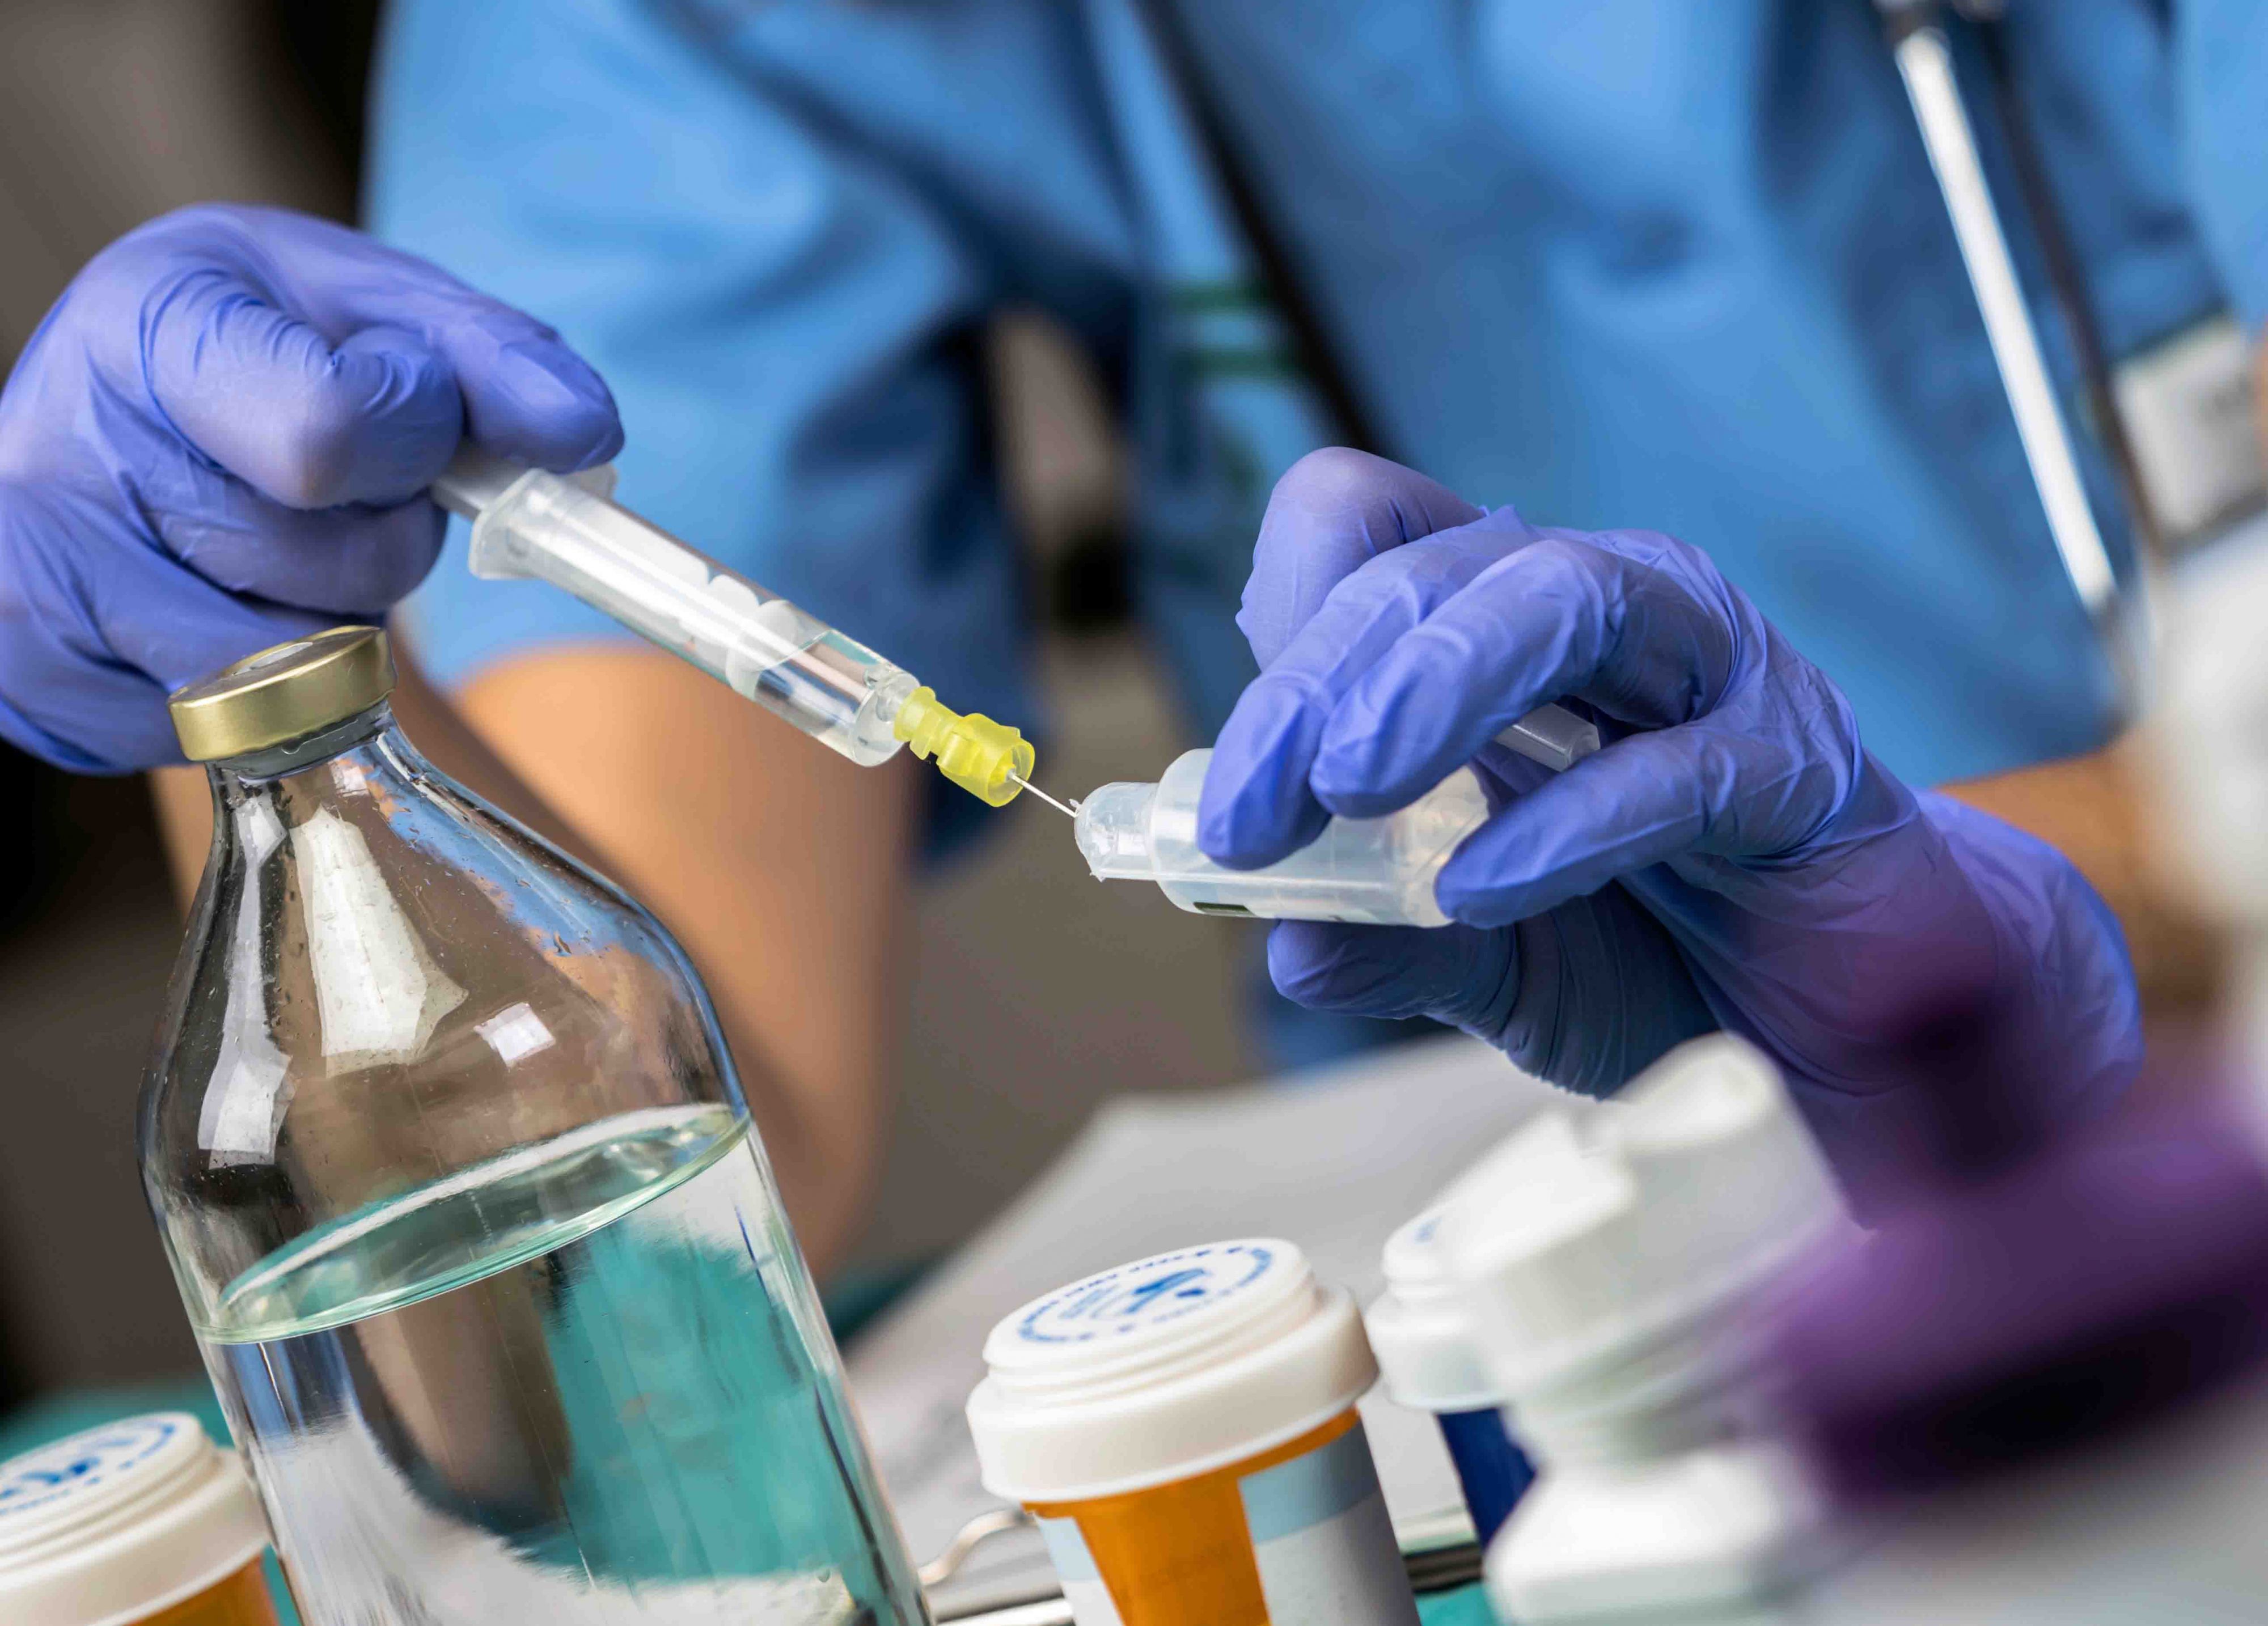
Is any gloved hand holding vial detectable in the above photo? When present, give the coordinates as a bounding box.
[431,447,1615,929]
[1186,451,2144,1202]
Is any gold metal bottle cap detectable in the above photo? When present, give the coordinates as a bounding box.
[168,626,397,761]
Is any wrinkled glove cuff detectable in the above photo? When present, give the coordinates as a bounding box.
[1921,790,2144,1130]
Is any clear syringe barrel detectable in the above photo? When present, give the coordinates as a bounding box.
[1074,707,1600,926]
[433,450,917,766]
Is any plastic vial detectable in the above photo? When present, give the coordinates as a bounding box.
[1074,751,1488,926]
[1074,707,1597,926]
[0,1413,277,1626]
[144,628,927,1626]
[1365,1205,1534,1545]
[1440,1037,1852,1621]
[965,1240,1419,1626]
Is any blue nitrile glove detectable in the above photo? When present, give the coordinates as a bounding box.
[0,203,620,772]
[1201,451,2143,1204]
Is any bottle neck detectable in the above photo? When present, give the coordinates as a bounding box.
[203,703,416,850]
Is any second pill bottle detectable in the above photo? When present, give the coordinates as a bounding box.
[966,1239,1419,1626]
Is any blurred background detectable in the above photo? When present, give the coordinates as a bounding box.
[0,0,1256,1409]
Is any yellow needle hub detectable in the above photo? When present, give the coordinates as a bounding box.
[893,687,1035,807]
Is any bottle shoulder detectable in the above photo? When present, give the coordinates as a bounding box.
[142,731,740,1329]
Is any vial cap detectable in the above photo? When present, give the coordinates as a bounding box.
[169,626,395,761]
[967,1240,1380,1502]
[985,1240,1308,1385]
[1071,780,1159,879]
[0,1413,271,1626]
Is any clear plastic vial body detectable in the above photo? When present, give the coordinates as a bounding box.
[434,450,917,765]
[1078,750,1487,926]
[1074,707,1599,926]
[143,629,927,1626]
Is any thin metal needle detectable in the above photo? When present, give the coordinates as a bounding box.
[1008,772,1080,818]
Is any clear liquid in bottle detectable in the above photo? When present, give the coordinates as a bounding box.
[204,1108,903,1624]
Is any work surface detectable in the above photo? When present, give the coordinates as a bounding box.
[845,1034,2268,1626]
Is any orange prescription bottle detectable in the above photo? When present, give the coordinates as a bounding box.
[966,1239,1420,1626]
[0,1413,280,1626]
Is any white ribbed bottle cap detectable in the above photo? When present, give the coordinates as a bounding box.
[0,1415,270,1626]
[967,1239,1378,1502]
[1446,1036,1846,1398]
[1367,1116,1612,1413]
[1368,1206,1498,1412]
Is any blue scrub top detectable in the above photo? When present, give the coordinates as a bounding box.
[371,0,2268,798]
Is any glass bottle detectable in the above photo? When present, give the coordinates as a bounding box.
[140,626,929,1625]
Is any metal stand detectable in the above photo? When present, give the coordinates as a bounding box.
[1875,0,2151,710]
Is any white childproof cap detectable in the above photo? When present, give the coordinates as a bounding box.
[1365,1120,1598,1415]
[0,1413,272,1626]
[967,1239,1379,1502]
[1444,1035,1847,1433]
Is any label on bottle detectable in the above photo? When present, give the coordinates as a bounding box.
[1235,1422,1415,1625]
[1030,1415,1417,1626]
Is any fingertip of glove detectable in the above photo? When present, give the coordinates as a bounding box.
[1198,688,1333,868]
[1265,918,1479,1023]
[1194,797,1243,865]
[1267,447,1483,531]
[1435,835,1537,931]
[477,341,624,471]
[1266,919,1366,1009]
[1310,687,1451,819]
[1309,736,1408,820]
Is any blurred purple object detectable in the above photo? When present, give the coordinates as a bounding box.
[1822,979,2086,1213]
[1770,1096,2268,1502]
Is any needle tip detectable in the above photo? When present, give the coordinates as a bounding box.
[1007,772,1079,818]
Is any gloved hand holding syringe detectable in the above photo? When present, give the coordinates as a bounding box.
[434,446,1597,925]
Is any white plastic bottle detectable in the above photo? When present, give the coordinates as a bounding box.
[1365,1192,1535,1546]
[1442,1036,1852,1621]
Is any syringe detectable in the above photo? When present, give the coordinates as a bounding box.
[432,449,1038,806]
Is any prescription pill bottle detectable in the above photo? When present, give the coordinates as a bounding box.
[0,1413,280,1626]
[967,1239,1419,1626]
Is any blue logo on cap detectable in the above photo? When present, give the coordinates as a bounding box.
[0,1416,180,1522]
[1018,1243,1276,1346]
